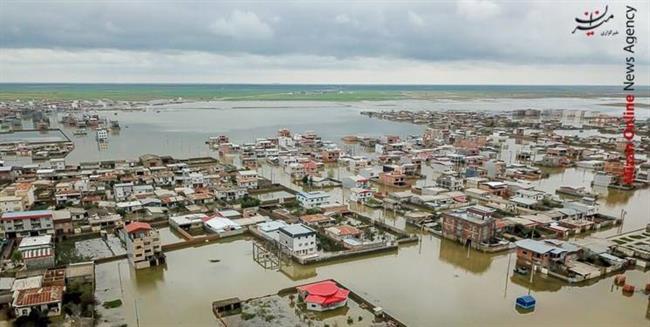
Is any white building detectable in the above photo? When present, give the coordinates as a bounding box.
[49,158,66,171]
[1,210,55,238]
[593,172,615,187]
[342,175,369,189]
[278,224,317,257]
[203,217,243,235]
[0,196,23,213]
[18,235,55,269]
[349,188,372,203]
[122,222,164,269]
[113,182,134,201]
[297,191,330,209]
[236,170,258,189]
[285,162,306,178]
[96,128,108,141]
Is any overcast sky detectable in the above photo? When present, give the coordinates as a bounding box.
[1,1,649,84]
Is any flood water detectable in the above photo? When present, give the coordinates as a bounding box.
[95,234,650,326]
[5,100,649,326]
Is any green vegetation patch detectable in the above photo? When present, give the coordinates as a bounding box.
[102,299,123,309]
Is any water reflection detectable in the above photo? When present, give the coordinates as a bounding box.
[438,239,495,274]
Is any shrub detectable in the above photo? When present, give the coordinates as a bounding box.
[102,299,123,309]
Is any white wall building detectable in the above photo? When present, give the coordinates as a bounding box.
[278,224,317,257]
[297,191,330,209]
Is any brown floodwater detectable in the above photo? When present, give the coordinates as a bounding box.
[95,232,649,326]
[11,106,644,326]
[94,162,650,326]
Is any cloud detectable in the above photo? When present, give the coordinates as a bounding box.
[0,1,648,83]
[456,0,501,19]
[407,11,425,27]
[209,10,273,40]
[0,48,631,85]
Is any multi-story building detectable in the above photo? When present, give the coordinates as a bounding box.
[236,170,258,189]
[297,191,330,209]
[113,182,134,201]
[436,174,464,191]
[320,149,340,163]
[514,239,580,270]
[342,175,369,189]
[1,210,55,238]
[0,196,23,213]
[122,222,165,269]
[18,235,55,269]
[349,188,372,203]
[0,182,35,212]
[278,224,317,257]
[441,205,496,249]
[378,171,408,188]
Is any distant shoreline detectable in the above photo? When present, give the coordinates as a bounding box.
[1,83,649,102]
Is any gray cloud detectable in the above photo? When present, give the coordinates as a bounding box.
[0,1,648,83]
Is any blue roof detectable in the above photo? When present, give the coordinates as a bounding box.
[516,295,536,305]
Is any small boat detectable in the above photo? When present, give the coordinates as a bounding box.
[515,295,536,310]
[209,259,221,263]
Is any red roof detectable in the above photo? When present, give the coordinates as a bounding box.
[297,281,350,305]
[125,221,152,234]
[14,286,64,307]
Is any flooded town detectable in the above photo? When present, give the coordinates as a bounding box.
[0,94,649,326]
[1,1,650,326]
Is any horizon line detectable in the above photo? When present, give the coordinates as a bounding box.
[1,82,649,87]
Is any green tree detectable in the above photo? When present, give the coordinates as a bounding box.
[240,195,261,208]
[11,251,22,264]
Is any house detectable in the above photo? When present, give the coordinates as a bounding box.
[12,285,64,317]
[278,224,317,257]
[49,158,66,171]
[116,200,143,213]
[325,225,362,240]
[297,280,349,312]
[169,213,208,231]
[215,186,247,202]
[139,154,163,168]
[236,170,258,189]
[257,220,289,241]
[479,181,508,197]
[349,188,372,203]
[320,149,340,163]
[1,210,55,238]
[285,162,306,178]
[593,172,616,187]
[52,210,74,236]
[113,182,134,201]
[297,191,330,209]
[436,174,463,191]
[18,235,55,270]
[378,171,408,188]
[0,196,23,213]
[510,196,538,209]
[54,189,81,206]
[358,167,382,180]
[515,239,580,269]
[299,214,334,226]
[515,189,548,202]
[342,175,369,189]
[121,222,164,269]
[203,216,243,235]
[441,205,496,249]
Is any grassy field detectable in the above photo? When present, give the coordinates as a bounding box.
[0,84,405,102]
[1,84,644,102]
